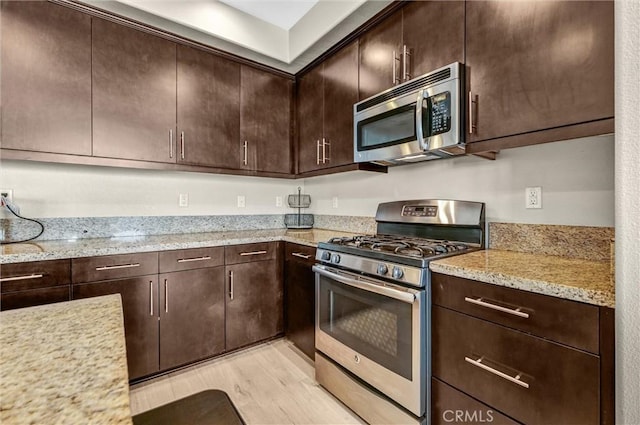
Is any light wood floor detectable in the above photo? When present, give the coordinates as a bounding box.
[129,339,365,424]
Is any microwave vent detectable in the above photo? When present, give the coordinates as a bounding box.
[356,68,451,112]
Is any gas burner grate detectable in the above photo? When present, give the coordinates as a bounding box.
[326,235,470,259]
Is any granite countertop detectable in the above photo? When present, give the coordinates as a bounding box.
[0,295,132,424]
[430,249,615,308]
[0,228,359,264]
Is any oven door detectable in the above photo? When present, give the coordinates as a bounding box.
[314,264,427,417]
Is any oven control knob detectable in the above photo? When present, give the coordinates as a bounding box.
[392,266,404,279]
[331,254,341,264]
[377,264,389,275]
[321,251,331,261]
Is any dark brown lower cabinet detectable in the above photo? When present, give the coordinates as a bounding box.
[225,260,283,351]
[159,268,226,370]
[72,276,160,380]
[1,286,70,311]
[284,243,316,359]
[0,259,71,311]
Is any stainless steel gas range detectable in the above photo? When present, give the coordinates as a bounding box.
[313,199,485,425]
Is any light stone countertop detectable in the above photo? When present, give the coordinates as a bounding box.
[430,249,615,308]
[0,228,360,264]
[0,295,132,424]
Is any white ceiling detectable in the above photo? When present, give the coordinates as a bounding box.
[84,0,392,73]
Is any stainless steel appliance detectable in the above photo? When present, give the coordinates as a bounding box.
[354,63,465,166]
[314,199,485,425]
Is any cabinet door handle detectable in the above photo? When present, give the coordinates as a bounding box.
[177,256,211,263]
[291,252,312,259]
[468,92,477,134]
[180,131,185,160]
[464,356,529,389]
[169,129,173,159]
[149,280,154,316]
[229,270,234,300]
[464,296,530,318]
[0,273,44,282]
[95,263,140,271]
[239,250,267,256]
[392,50,401,85]
[243,140,248,166]
[316,139,321,165]
[402,44,411,81]
[164,279,169,313]
[322,138,330,164]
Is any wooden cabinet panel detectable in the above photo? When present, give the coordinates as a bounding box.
[0,1,91,155]
[159,247,224,273]
[1,287,70,311]
[297,65,324,174]
[225,242,277,265]
[431,378,521,425]
[358,8,403,100]
[322,42,359,168]
[240,66,292,174]
[72,252,158,283]
[432,306,599,425]
[226,260,283,351]
[159,268,226,370]
[284,244,316,359]
[432,273,600,354]
[402,1,465,79]
[0,259,70,293]
[177,45,240,168]
[73,276,160,380]
[466,1,614,143]
[92,18,176,162]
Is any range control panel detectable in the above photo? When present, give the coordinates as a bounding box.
[402,205,438,217]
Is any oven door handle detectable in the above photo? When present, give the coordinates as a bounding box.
[313,265,417,304]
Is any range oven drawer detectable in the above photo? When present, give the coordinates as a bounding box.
[432,306,599,425]
[432,273,599,354]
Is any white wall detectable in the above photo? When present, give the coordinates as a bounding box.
[306,135,615,227]
[616,1,640,423]
[0,161,300,218]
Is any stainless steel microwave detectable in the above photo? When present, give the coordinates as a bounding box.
[354,62,465,166]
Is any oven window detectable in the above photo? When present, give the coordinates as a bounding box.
[318,274,413,380]
[357,103,416,151]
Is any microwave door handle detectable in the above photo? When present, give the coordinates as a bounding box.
[313,265,416,304]
[415,89,428,150]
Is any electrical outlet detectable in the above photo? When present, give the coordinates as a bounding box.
[0,189,13,202]
[525,187,542,209]
[179,193,189,207]
[275,196,283,207]
[332,197,339,209]
[237,195,246,208]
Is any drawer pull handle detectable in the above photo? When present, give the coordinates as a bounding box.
[291,252,312,259]
[0,273,44,282]
[464,297,529,318]
[96,263,140,271]
[239,250,267,256]
[177,256,211,263]
[465,356,529,389]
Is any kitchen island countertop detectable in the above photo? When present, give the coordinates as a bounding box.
[0,228,358,264]
[430,249,614,308]
[0,294,132,424]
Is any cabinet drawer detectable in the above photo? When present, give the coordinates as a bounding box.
[1,286,70,311]
[431,378,521,425]
[159,247,224,272]
[225,242,276,264]
[72,252,158,283]
[432,306,599,425]
[285,243,316,265]
[0,260,70,292]
[432,273,600,354]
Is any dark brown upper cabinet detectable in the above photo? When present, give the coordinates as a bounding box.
[298,41,359,174]
[0,1,92,155]
[240,66,292,174]
[177,45,240,169]
[465,1,614,149]
[359,1,465,100]
[92,18,177,163]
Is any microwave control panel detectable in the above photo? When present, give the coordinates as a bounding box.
[424,91,451,136]
[402,205,438,217]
